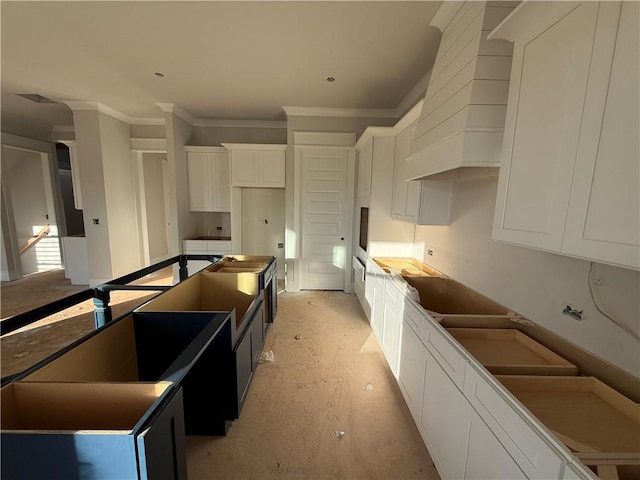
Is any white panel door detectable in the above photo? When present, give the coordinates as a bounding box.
[300,147,349,290]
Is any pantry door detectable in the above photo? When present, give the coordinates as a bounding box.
[299,147,350,290]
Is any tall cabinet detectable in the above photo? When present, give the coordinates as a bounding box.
[492,1,639,270]
[185,146,230,212]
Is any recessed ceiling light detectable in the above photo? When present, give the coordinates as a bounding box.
[326,76,335,83]
[154,72,165,78]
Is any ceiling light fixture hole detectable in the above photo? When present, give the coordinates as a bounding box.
[326,76,335,83]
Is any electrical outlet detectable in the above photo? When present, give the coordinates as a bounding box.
[562,302,584,321]
[277,242,284,249]
[216,226,222,231]
[427,249,434,256]
[92,218,100,225]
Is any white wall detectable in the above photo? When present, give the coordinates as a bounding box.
[99,112,141,278]
[194,212,231,238]
[163,112,196,257]
[241,188,285,278]
[413,178,640,377]
[73,110,113,284]
[191,126,286,146]
[1,148,53,275]
[142,153,168,261]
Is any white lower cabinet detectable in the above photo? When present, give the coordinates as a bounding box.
[419,347,469,480]
[463,365,565,479]
[465,406,527,480]
[398,318,426,422]
[381,277,404,377]
[366,259,385,340]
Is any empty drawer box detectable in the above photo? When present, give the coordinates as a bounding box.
[448,328,578,375]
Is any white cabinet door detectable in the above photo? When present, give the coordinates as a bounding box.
[493,2,637,269]
[231,150,258,186]
[493,2,601,251]
[357,138,373,199]
[258,150,285,187]
[463,365,564,479]
[381,277,404,377]
[392,121,452,225]
[562,1,639,269]
[398,317,427,423]
[187,152,212,211]
[392,124,417,221]
[465,406,527,480]
[419,348,469,480]
[212,152,231,212]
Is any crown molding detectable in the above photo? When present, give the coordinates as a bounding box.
[355,100,424,149]
[156,103,195,125]
[282,106,398,119]
[430,1,465,32]
[62,101,132,124]
[51,125,75,133]
[130,117,165,126]
[193,118,286,129]
[221,143,287,151]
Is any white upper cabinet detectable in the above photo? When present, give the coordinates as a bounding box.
[185,146,230,212]
[224,144,286,188]
[492,1,639,270]
[392,117,452,225]
[356,137,373,201]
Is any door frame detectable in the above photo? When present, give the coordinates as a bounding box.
[1,134,65,279]
[291,132,356,293]
[131,146,171,267]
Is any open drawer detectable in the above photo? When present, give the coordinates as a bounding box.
[448,328,577,376]
[20,311,235,436]
[497,375,640,479]
[1,381,186,480]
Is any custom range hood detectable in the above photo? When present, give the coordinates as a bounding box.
[405,1,517,181]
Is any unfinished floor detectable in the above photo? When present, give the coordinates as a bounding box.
[1,272,439,479]
[187,290,439,480]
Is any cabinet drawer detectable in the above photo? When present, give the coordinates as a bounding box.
[184,240,208,252]
[403,299,425,336]
[422,318,467,390]
[384,275,405,310]
[207,241,232,253]
[463,365,564,479]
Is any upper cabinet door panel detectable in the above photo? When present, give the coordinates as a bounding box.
[563,2,639,269]
[213,152,231,212]
[493,2,600,251]
[231,151,258,186]
[187,152,212,211]
[258,151,285,187]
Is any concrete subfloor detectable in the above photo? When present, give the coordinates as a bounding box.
[187,290,439,480]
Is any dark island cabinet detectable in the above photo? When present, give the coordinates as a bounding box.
[1,382,186,480]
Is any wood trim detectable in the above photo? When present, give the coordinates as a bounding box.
[221,143,286,151]
[1,133,53,154]
[193,119,286,129]
[282,106,397,119]
[184,145,227,153]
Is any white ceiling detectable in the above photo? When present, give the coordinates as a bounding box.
[1,1,442,134]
